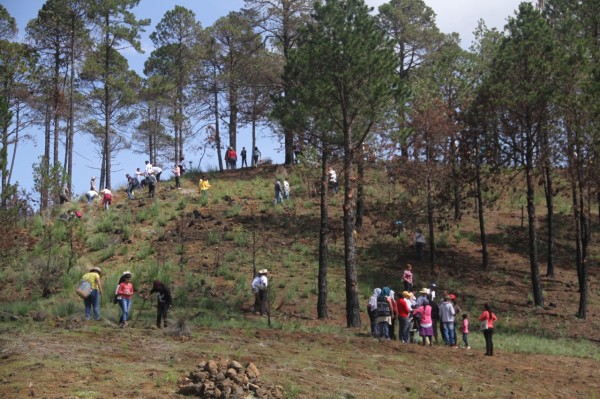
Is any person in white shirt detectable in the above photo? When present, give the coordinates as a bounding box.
[251,269,269,315]
[101,188,112,210]
[283,178,290,200]
[144,160,153,176]
[151,165,163,182]
[415,229,426,260]
[328,166,338,194]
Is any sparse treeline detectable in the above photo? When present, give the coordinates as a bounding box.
[0,0,598,321]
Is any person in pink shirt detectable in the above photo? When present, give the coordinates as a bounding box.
[412,299,433,346]
[402,264,413,292]
[116,271,134,327]
[478,303,498,356]
[461,313,470,349]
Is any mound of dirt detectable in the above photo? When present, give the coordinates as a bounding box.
[178,358,284,399]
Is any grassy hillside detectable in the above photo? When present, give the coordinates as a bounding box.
[0,164,599,398]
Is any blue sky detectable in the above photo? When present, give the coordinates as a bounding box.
[1,0,525,200]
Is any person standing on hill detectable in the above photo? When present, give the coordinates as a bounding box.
[148,280,172,329]
[251,269,269,316]
[225,146,237,170]
[478,303,498,356]
[172,164,181,189]
[283,177,290,200]
[178,157,186,175]
[147,174,157,198]
[116,271,134,327]
[413,299,433,346]
[81,266,103,321]
[397,291,412,343]
[145,160,153,176]
[461,313,470,349]
[253,146,261,167]
[135,168,145,189]
[367,288,381,337]
[274,179,283,204]
[241,147,248,168]
[376,287,394,339]
[328,166,338,194]
[440,295,458,348]
[402,264,413,292]
[90,176,97,191]
[198,176,211,200]
[59,185,70,204]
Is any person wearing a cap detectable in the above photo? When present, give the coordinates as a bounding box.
[116,271,134,327]
[416,287,429,307]
[81,266,103,321]
[440,295,458,347]
[251,269,269,315]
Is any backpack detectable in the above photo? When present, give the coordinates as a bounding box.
[376,296,391,317]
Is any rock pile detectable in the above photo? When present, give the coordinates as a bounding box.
[178,358,284,399]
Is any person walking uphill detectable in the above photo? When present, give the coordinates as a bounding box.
[251,269,269,316]
[81,267,103,321]
[148,280,172,328]
[116,271,134,327]
[478,303,498,356]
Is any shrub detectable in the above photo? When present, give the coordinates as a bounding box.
[87,233,109,251]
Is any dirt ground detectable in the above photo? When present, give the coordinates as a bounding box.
[0,318,599,399]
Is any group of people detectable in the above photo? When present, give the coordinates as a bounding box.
[226,146,262,170]
[368,274,498,356]
[84,176,113,210]
[78,266,173,329]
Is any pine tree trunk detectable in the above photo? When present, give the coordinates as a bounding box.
[343,131,360,328]
[317,149,329,319]
[525,131,543,307]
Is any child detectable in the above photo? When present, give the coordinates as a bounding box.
[116,272,134,327]
[198,176,211,200]
[461,313,470,349]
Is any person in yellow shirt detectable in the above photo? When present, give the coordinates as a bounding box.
[81,266,103,320]
[198,176,211,200]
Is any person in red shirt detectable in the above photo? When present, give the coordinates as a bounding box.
[225,147,237,170]
[397,291,412,343]
[116,271,134,327]
[478,303,498,356]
